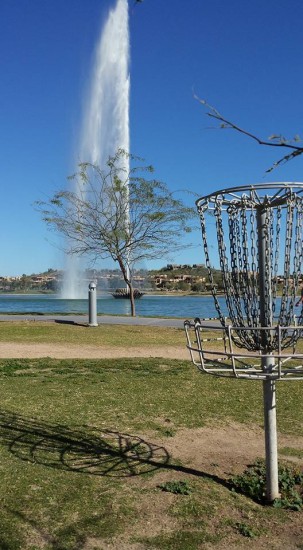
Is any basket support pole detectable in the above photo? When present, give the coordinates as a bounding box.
[257,207,280,502]
[263,374,280,502]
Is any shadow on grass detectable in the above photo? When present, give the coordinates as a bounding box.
[54,319,87,327]
[3,505,114,550]
[0,410,230,489]
[0,411,234,549]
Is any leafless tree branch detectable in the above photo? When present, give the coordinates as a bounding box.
[195,96,303,172]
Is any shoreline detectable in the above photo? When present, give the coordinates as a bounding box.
[0,291,216,298]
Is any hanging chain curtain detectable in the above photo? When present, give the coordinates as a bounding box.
[197,188,303,352]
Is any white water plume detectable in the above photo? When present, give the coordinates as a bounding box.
[61,0,130,299]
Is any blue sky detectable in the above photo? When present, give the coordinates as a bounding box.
[1,0,303,275]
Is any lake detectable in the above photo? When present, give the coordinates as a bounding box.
[0,294,229,319]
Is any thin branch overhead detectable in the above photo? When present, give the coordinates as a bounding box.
[195,96,303,172]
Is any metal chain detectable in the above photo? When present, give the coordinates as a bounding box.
[197,202,225,325]
[272,206,281,304]
[269,208,276,312]
[281,196,303,348]
[225,199,260,350]
[197,187,303,353]
[262,205,274,349]
[240,201,252,323]
[250,205,260,327]
[217,199,239,326]
[279,198,294,328]
[295,198,303,329]
[239,199,260,348]
[228,205,246,327]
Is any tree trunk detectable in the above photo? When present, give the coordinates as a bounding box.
[117,257,136,316]
[126,278,136,317]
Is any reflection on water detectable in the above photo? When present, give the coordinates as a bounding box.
[0,294,229,319]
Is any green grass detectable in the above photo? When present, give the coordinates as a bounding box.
[0,357,302,434]
[0,321,186,347]
[0,355,301,548]
[0,358,229,429]
[280,447,303,460]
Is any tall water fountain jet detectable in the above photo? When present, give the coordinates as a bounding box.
[61,0,130,298]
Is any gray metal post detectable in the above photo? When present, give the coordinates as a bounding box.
[263,376,279,501]
[88,282,98,327]
[257,207,280,502]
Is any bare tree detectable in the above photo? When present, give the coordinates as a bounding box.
[196,97,303,172]
[36,149,196,316]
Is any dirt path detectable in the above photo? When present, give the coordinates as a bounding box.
[0,342,190,360]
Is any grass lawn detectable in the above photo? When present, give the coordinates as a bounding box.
[0,351,301,549]
[0,359,303,550]
[0,321,186,348]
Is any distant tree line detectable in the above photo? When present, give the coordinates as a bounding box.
[0,265,224,294]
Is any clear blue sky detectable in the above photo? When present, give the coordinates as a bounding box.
[1,0,303,275]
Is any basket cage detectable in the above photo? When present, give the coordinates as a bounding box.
[184,318,303,380]
[185,183,303,380]
[197,184,303,352]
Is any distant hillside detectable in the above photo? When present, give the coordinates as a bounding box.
[0,264,223,293]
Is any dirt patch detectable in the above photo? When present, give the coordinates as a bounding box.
[0,342,190,360]
[84,423,303,550]
[159,423,303,471]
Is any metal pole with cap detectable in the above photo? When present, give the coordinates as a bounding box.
[88,282,98,327]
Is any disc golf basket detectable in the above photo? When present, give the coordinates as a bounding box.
[184,183,303,502]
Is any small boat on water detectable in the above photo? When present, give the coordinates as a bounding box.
[111,288,145,299]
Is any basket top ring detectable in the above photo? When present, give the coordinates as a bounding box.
[196,182,303,210]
